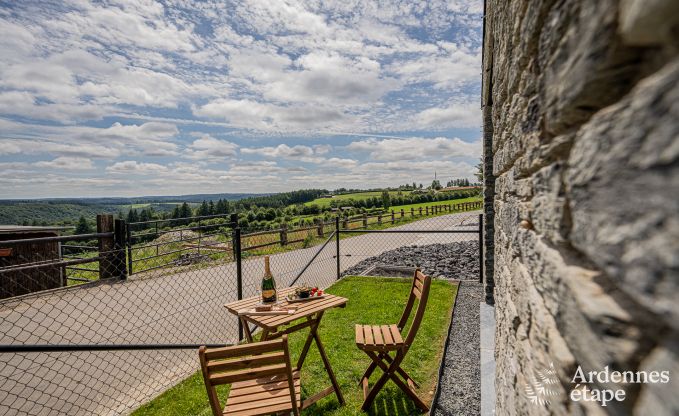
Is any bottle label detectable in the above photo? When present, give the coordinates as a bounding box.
[262,289,276,301]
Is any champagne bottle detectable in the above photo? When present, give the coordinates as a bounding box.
[261,256,277,303]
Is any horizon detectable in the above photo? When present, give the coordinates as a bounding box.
[0,1,482,198]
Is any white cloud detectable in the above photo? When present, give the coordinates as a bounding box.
[413,101,481,129]
[106,161,168,174]
[34,157,94,170]
[346,137,481,161]
[242,144,314,159]
[185,134,239,161]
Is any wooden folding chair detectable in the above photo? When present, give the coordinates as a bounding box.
[354,269,432,412]
[199,335,301,416]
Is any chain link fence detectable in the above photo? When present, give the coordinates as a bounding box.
[0,202,481,415]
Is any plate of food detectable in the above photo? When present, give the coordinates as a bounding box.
[286,286,325,302]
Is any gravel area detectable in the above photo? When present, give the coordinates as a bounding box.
[339,241,482,414]
[433,281,482,416]
[341,241,480,280]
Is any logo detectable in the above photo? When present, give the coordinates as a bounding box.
[524,362,560,406]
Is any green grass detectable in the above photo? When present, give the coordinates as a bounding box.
[132,276,458,416]
[305,191,412,208]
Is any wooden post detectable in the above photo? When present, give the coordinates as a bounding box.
[391,210,395,223]
[401,209,404,218]
[363,213,368,228]
[317,218,324,237]
[97,214,115,280]
[280,223,288,246]
[342,216,348,229]
[411,208,414,217]
[425,206,429,215]
[114,219,128,280]
[377,214,382,225]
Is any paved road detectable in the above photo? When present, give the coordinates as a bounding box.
[0,212,479,416]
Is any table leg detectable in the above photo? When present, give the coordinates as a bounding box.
[296,316,319,370]
[312,316,344,405]
[260,328,270,342]
[240,317,254,343]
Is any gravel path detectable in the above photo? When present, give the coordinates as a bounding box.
[341,241,480,280]
[432,281,482,416]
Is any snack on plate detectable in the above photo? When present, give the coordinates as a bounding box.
[255,304,273,312]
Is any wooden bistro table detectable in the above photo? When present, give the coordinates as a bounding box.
[224,287,348,408]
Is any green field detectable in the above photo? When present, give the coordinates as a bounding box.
[391,196,481,212]
[132,276,457,416]
[304,191,412,208]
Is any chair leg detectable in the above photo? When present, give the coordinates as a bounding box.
[358,353,383,386]
[361,350,429,412]
[361,370,392,411]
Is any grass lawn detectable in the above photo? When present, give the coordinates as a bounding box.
[132,276,458,416]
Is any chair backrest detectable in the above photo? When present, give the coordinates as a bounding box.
[198,336,297,416]
[396,269,432,347]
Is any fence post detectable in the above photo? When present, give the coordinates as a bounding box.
[280,223,288,246]
[114,219,128,280]
[126,222,133,275]
[419,207,423,216]
[363,213,368,228]
[316,218,324,237]
[391,210,395,223]
[479,213,484,283]
[342,216,348,229]
[426,206,429,215]
[335,216,340,280]
[97,214,115,280]
[377,213,382,225]
[231,213,243,341]
[411,208,414,217]
[401,209,404,218]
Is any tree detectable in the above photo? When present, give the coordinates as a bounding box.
[381,191,391,210]
[431,179,442,190]
[198,200,210,216]
[75,216,91,235]
[179,202,192,218]
[126,209,139,223]
[475,157,484,183]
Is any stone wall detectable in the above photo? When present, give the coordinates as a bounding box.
[482,0,678,414]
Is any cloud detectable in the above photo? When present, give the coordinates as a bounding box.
[0,120,179,158]
[106,161,169,174]
[413,102,481,129]
[241,144,357,168]
[242,144,314,159]
[193,99,348,132]
[185,134,239,161]
[346,137,481,161]
[34,157,94,170]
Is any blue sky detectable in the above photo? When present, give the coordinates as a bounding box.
[0,0,483,198]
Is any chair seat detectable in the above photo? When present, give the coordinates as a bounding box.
[223,371,301,416]
[355,324,405,351]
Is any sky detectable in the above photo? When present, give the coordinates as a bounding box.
[0,0,483,199]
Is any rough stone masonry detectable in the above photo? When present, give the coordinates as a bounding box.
[482,0,679,415]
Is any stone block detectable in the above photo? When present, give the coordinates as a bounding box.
[566,58,679,325]
[619,0,679,46]
[540,0,644,135]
